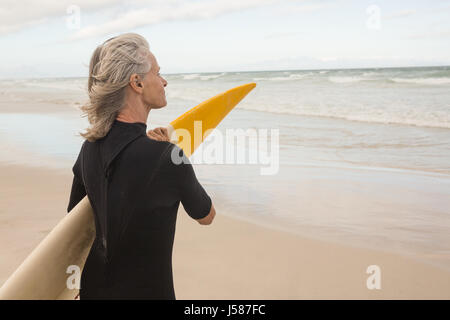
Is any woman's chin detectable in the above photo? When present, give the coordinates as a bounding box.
[160,99,168,108]
[149,101,167,110]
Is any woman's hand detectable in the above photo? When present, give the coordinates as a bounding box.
[147,127,170,142]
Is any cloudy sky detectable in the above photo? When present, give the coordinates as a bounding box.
[1,0,449,78]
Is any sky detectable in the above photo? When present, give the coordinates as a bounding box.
[0,0,450,78]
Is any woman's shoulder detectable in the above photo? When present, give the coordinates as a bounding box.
[127,136,180,163]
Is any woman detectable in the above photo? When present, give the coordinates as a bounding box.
[67,33,216,300]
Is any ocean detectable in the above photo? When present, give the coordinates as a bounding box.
[1,66,449,269]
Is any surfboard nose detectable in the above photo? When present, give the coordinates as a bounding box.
[169,82,257,157]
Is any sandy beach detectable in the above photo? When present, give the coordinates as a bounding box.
[1,162,449,299]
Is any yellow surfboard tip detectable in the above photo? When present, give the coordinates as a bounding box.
[168,82,257,157]
[235,82,256,94]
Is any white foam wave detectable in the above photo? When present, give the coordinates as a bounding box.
[391,77,450,85]
[199,73,226,80]
[237,104,450,129]
[328,76,367,83]
[253,73,311,81]
[180,73,226,80]
[182,73,201,80]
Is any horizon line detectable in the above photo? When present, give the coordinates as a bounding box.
[1,64,449,80]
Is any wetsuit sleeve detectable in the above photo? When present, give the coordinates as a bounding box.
[67,150,87,213]
[171,145,212,220]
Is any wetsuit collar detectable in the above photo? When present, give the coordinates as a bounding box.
[113,119,147,134]
[100,120,148,176]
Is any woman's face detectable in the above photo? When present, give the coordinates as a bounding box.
[139,52,168,109]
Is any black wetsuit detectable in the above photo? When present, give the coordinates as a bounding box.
[67,120,212,300]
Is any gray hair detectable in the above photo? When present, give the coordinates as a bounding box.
[79,33,152,142]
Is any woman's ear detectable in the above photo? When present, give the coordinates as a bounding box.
[129,74,143,91]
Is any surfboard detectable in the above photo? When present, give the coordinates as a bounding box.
[0,83,256,300]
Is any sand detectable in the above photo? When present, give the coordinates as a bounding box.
[0,162,449,299]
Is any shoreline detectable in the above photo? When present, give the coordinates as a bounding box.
[1,129,449,274]
[1,162,449,298]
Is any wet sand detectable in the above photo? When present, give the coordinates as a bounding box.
[0,163,449,299]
